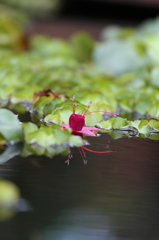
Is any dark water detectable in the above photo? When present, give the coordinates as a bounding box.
[0,133,159,240]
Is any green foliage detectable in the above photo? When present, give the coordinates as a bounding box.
[0,11,159,161]
[130,119,151,135]
[0,4,27,49]
[70,32,95,62]
[0,144,22,164]
[0,109,23,142]
[148,119,159,131]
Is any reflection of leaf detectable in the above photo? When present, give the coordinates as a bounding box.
[149,133,159,140]
[0,144,22,164]
[0,109,23,141]
[109,130,127,139]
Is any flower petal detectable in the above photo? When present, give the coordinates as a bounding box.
[61,124,70,129]
[82,126,100,131]
[61,124,100,136]
[77,130,97,136]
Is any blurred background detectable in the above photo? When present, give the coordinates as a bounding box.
[1,0,159,20]
[0,0,158,43]
[1,1,159,240]
[0,0,159,40]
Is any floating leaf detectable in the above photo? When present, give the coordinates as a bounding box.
[44,114,61,125]
[149,133,159,140]
[111,117,130,129]
[148,119,159,131]
[69,135,83,147]
[130,119,150,134]
[0,144,22,164]
[85,113,100,127]
[97,120,112,129]
[108,130,128,139]
[0,109,23,142]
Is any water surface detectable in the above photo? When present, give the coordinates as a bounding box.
[0,133,159,240]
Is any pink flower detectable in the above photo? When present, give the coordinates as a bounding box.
[61,113,100,136]
[61,112,117,164]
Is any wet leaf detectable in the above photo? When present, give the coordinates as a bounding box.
[109,130,128,139]
[130,119,150,134]
[69,135,83,147]
[111,117,130,129]
[149,133,159,140]
[97,120,112,129]
[44,114,61,125]
[85,113,100,127]
[0,143,22,164]
[0,109,23,142]
[148,119,159,131]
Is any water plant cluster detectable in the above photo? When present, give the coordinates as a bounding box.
[0,7,159,162]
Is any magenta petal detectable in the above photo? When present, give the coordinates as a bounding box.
[61,124,70,129]
[69,114,85,131]
[79,126,99,136]
[77,130,97,136]
[61,124,99,136]
[82,126,100,131]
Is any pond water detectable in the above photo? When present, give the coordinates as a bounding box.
[0,133,159,240]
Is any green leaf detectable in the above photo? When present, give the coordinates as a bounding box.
[0,109,23,142]
[0,144,22,164]
[134,100,152,115]
[148,119,159,131]
[22,122,38,143]
[109,130,128,139]
[44,114,61,125]
[70,32,95,62]
[130,119,150,134]
[148,102,159,118]
[93,40,148,75]
[97,120,112,129]
[54,128,70,145]
[85,113,100,127]
[149,133,159,140]
[111,117,129,129]
[69,135,83,147]
[151,68,159,88]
